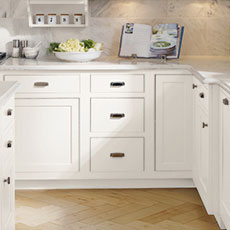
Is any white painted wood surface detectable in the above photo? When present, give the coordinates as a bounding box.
[156,74,193,171]
[0,91,17,230]
[90,74,144,93]
[91,98,144,133]
[4,75,80,94]
[90,138,144,172]
[220,90,230,230]
[15,99,79,175]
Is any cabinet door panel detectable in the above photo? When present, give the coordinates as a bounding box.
[2,161,14,230]
[15,99,79,173]
[156,75,192,171]
[193,104,210,211]
[220,92,230,229]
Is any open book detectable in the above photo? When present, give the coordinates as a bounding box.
[119,23,184,59]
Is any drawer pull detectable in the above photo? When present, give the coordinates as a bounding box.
[223,98,229,106]
[7,109,13,116]
[110,113,125,119]
[192,84,198,89]
[3,177,10,185]
[7,141,12,148]
[202,122,208,129]
[110,153,125,158]
[110,82,125,87]
[199,92,205,98]
[34,82,49,87]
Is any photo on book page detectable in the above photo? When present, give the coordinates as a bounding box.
[149,24,179,58]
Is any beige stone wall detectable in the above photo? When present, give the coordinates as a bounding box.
[0,0,229,56]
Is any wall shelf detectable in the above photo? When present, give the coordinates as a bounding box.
[27,0,89,28]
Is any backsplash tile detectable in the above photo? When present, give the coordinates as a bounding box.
[0,0,229,56]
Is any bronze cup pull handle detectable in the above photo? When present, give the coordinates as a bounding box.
[110,113,125,119]
[34,82,49,87]
[110,153,125,158]
[110,82,125,87]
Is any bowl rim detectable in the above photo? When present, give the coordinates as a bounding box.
[53,50,103,54]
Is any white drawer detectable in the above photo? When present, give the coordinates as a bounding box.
[91,74,144,93]
[1,98,14,132]
[91,98,144,133]
[4,75,80,94]
[91,138,144,172]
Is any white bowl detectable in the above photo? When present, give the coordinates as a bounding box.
[54,51,102,62]
[24,47,39,59]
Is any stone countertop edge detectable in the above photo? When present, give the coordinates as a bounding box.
[0,55,229,94]
[0,82,20,108]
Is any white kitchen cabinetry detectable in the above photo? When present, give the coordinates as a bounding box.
[192,77,213,214]
[15,99,79,177]
[3,70,195,183]
[219,90,230,230]
[0,96,16,230]
[156,74,192,171]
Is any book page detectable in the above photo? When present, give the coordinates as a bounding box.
[119,23,152,57]
[149,24,179,58]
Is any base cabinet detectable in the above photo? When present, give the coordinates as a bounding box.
[192,77,212,214]
[193,103,210,211]
[220,91,230,230]
[0,95,16,230]
[15,99,79,177]
[156,74,192,171]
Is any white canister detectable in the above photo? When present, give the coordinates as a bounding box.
[60,14,69,24]
[48,14,57,24]
[35,14,45,25]
[74,14,82,25]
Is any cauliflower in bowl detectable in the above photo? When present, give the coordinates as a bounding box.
[48,39,104,53]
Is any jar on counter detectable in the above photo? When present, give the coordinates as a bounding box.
[74,14,82,25]
[21,40,29,58]
[35,14,45,25]
[60,14,69,24]
[48,14,57,24]
[12,40,20,58]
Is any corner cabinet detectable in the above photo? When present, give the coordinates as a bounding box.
[192,77,213,213]
[156,74,193,171]
[219,90,230,230]
[0,96,16,230]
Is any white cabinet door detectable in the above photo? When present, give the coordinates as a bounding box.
[220,92,230,229]
[193,102,210,212]
[156,75,192,171]
[1,161,15,230]
[15,99,79,176]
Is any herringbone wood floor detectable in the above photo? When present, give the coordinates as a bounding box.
[15,188,220,230]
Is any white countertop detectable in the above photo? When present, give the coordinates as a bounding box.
[0,82,19,107]
[0,55,230,92]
